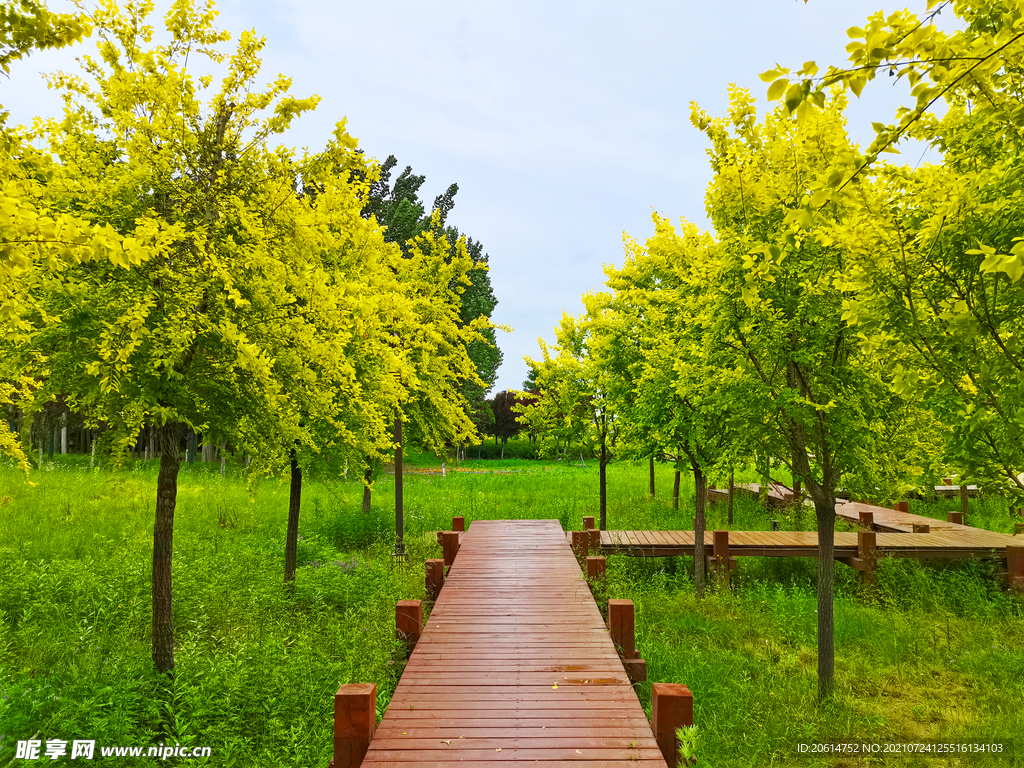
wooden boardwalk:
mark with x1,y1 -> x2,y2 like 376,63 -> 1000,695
365,519 -> 668,767
600,529 -> 1016,558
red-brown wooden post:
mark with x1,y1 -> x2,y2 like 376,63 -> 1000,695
425,559 -> 445,600
442,530 -> 460,567
859,510 -> 875,531
571,530 -> 586,561
587,527 -> 601,554
858,530 -> 877,587
712,530 -> 731,589
583,516 -> 595,531
913,523 -> 930,533
1007,545 -> 1024,594
435,530 -> 444,546
396,600 -> 422,649
947,511 -> 964,525
895,501 -> 910,513
332,683 -> 376,768
623,657 -> 647,683
607,599 -> 636,660
586,555 -> 606,585
452,516 -> 465,532
652,683 -> 693,767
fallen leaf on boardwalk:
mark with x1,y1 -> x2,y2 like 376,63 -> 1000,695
576,750 -> 583,754
441,740 -> 451,746
495,748 -> 502,752
551,684 -> 558,689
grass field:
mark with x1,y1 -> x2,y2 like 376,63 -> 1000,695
0,447 -> 1021,766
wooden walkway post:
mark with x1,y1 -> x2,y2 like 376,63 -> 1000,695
396,600 -> 422,650
571,530 -> 586,561
583,516 -> 595,530
948,511 -> 964,525
607,599 -> 636,660
452,516 -> 465,532
712,530 -> 735,589
895,501 -> 910,513
424,559 -> 445,600
859,510 -> 875,531
913,523 -> 930,533
441,531 -> 460,567
858,531 -> 877,587
586,555 -> 606,587
331,683 -> 376,768
652,683 -> 694,766
1008,545 -> 1024,594
587,527 -> 601,554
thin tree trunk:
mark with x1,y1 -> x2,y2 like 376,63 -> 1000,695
362,466 -> 372,514
960,479 -> 969,522
152,422 -> 181,674
284,449 -> 302,589
60,415 -> 67,455
814,497 -> 836,701
599,420 -> 608,531
395,417 -> 404,555
220,442 -> 226,477
649,454 -> 655,498
693,461 -> 707,599
727,469 -> 735,526
673,469 -> 680,510
90,437 -> 96,468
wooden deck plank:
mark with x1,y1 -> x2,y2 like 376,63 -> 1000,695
366,520 -> 667,767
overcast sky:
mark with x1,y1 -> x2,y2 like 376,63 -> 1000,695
3,0 -> 949,393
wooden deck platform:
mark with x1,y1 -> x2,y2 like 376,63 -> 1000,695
365,519 -> 669,767
709,483 -> 998,535
600,528 -> 1017,559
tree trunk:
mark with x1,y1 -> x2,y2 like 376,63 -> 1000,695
814,497 -> 836,701
649,454 -> 655,498
395,417 -> 404,555
500,440 -> 504,460
960,479 -> 969,522
673,469 -> 680,510
284,449 -> 302,589
599,419 -> 608,531
727,469 -> 735,526
362,465 -> 372,514
60,415 -> 67,455
692,461 -> 707,599
152,422 -> 181,674
188,431 -> 196,464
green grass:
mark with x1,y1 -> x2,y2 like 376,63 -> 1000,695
0,449 -> 1021,766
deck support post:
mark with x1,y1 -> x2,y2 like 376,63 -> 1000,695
859,510 -> 875,531
452,516 -> 465,532
586,555 -> 606,589
947,511 -> 964,525
607,599 -> 636,660
331,683 -> 376,768
425,559 -> 445,600
858,531 -> 877,587
652,683 -> 693,767
396,600 -> 422,650
583,516 -> 595,531
571,530 -> 586,561
913,523 -> 930,533
709,530 -> 736,589
896,501 -> 910,513
442,531 -> 460,567
1008,545 -> 1024,594
587,527 -> 601,554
